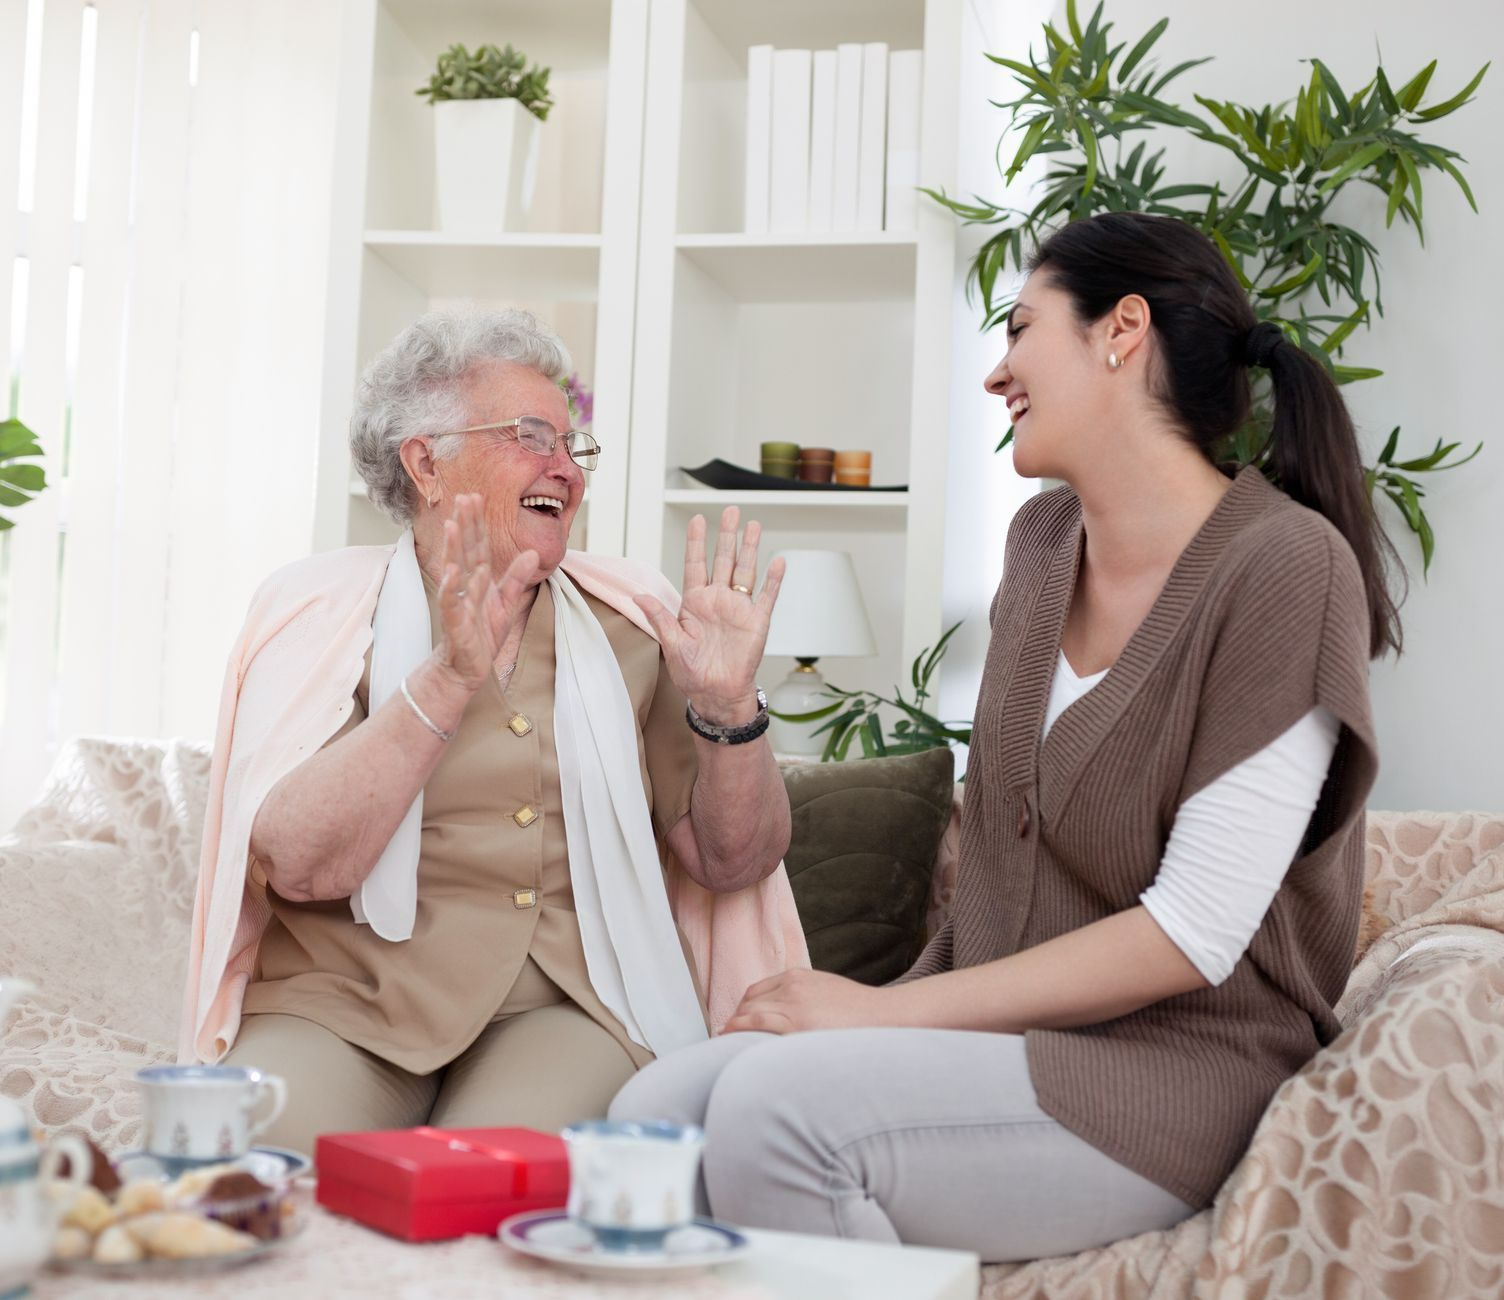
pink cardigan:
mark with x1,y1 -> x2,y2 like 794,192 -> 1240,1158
178,544 -> 810,1064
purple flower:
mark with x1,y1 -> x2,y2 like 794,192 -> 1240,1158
562,372 -> 594,428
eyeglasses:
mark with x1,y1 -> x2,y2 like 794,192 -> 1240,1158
444,416 -> 601,471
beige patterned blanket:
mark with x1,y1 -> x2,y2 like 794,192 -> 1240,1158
983,813 -> 1504,1299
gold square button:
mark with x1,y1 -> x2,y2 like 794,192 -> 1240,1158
512,888 -> 538,909
512,805 -> 538,828
507,714 -> 533,737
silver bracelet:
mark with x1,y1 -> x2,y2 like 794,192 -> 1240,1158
400,675 -> 456,742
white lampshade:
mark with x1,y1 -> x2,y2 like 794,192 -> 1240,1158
764,550 -> 877,659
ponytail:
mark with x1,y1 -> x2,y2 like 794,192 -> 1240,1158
1255,327 -> 1404,659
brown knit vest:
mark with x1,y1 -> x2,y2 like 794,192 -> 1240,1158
902,467 -> 1378,1207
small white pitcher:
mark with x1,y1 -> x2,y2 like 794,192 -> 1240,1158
0,977 -> 91,1299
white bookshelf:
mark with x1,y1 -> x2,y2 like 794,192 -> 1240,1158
314,0 -> 649,555
313,0 -> 968,705
627,0 -> 963,699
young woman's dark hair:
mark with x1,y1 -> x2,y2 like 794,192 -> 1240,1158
1028,211 -> 1403,659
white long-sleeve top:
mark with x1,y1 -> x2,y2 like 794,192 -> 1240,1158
1043,651 -> 1340,985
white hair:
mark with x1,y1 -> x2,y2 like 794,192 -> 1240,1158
349,306 -> 573,524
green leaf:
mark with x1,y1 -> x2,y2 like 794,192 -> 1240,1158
769,700 -> 843,724
1396,60 -> 1437,111
1211,230 -> 1253,289
1385,166 -> 1408,227
1333,363 -> 1385,382
1258,251 -> 1322,298
1434,154 -> 1479,212
1316,141 -> 1387,193
1319,299 -> 1370,353
1412,62 -> 1490,121
0,464 -> 45,491
1308,59 -> 1351,124
1078,121 -> 1101,197
1149,57 -> 1212,97
865,713 -> 887,757
1374,66 -> 1401,116
0,484 -> 31,507
1006,114 -> 1052,181
985,55 -> 1056,100
1066,0 -> 1084,44
1378,426 -> 1401,463
1117,18 -> 1168,86
1397,151 -> 1424,221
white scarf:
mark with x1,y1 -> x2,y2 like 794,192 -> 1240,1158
356,531 -> 709,1058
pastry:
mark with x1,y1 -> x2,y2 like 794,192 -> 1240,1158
51,1225 -> 92,1261
115,1178 -> 168,1217
127,1211 -> 256,1259
93,1223 -> 145,1264
59,1183 -> 115,1234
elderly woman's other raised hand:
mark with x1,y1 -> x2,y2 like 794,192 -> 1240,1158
434,493 -> 539,692
634,507 -> 785,724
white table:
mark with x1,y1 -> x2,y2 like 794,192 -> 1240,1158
34,1197 -> 980,1300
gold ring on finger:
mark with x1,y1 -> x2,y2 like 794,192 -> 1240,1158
731,584 -> 753,596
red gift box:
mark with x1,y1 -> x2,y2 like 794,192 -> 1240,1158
315,1126 -> 569,1241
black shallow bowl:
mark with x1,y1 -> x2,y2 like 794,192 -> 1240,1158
681,459 -> 907,492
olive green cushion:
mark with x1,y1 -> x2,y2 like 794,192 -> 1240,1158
781,748 -> 955,986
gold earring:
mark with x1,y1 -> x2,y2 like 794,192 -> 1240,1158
1108,352 -> 1122,369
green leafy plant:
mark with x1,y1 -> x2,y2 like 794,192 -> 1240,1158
924,0 -> 1487,572
415,43 -> 554,121
0,418 -> 47,530
775,623 -> 973,766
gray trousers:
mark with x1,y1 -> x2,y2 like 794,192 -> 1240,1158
609,1028 -> 1195,1264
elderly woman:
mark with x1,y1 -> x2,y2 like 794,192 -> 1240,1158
181,308 -> 807,1154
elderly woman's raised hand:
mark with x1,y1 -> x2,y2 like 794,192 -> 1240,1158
434,494 -> 539,693
635,507 -> 786,723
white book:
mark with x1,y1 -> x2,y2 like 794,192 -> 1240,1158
856,42 -> 888,231
831,43 -> 862,231
807,51 -> 837,233
884,50 -> 923,231
769,48 -> 812,233
744,44 -> 773,234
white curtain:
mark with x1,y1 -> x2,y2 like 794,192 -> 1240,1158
0,0 -> 345,829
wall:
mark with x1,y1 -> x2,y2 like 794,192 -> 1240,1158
941,0 -> 1503,808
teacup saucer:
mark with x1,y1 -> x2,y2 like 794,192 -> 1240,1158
115,1145 -> 312,1185
500,1210 -> 751,1278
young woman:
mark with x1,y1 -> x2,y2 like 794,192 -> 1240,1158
609,211 -> 1396,1262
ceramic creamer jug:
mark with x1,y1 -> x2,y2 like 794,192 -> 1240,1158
0,978 -> 90,1298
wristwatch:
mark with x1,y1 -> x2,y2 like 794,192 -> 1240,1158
685,688 -> 770,745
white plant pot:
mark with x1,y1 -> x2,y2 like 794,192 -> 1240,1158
432,98 -> 542,235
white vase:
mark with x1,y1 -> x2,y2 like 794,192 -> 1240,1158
768,661 -> 831,757
432,98 -> 542,235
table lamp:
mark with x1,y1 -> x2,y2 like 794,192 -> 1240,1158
763,549 -> 878,756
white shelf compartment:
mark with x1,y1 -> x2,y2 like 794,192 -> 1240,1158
676,233 -> 917,303
364,232 -> 603,301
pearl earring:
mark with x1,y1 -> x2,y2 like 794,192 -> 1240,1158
1108,352 -> 1122,369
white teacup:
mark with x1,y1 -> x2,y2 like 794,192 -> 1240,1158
135,1064 -> 286,1172
561,1120 -> 704,1252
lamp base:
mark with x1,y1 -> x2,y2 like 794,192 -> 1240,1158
767,660 -> 830,757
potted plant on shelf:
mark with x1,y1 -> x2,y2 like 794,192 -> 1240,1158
416,42 -> 554,235
924,0 -> 1487,573
0,419 -> 48,530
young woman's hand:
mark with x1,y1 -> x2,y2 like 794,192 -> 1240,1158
722,969 -> 897,1035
